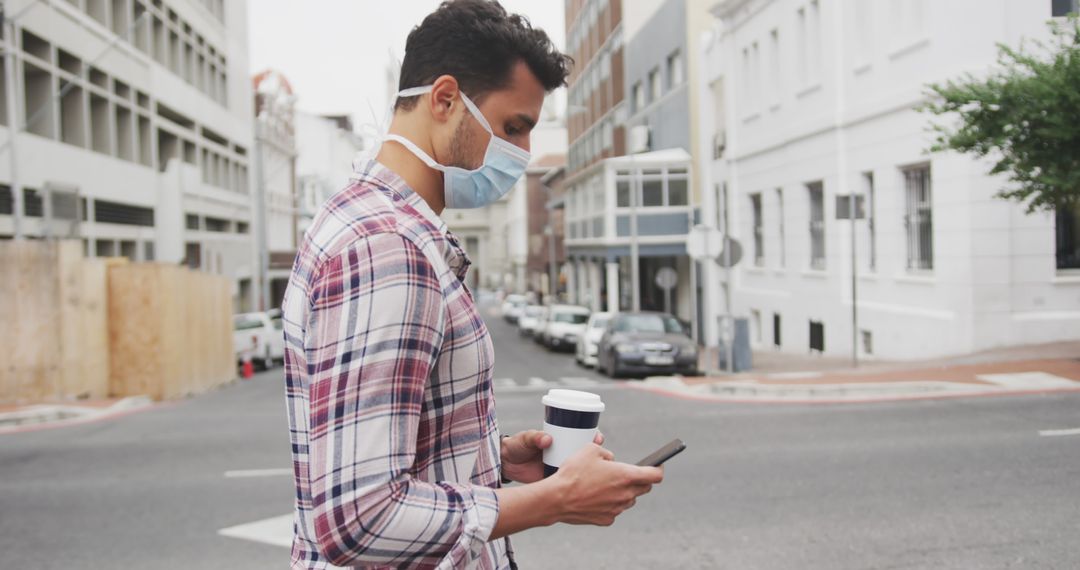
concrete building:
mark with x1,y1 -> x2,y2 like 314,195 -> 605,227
0,0 -> 257,311
524,154 -> 567,301
701,0 -> 1080,360
294,112 -> 366,241
253,69 -> 296,311
563,0 -> 713,334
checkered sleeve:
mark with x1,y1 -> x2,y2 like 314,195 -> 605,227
305,232 -> 500,569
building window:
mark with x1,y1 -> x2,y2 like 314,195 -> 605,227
903,166 -> 933,271
861,330 -> 874,356
668,178 -> 688,206
1056,202 -> 1080,270
649,67 -> 662,103
769,29 -> 781,106
863,172 -> 876,271
617,180 -> 632,207
666,50 -> 684,89
808,181 -> 825,270
1053,0 -> 1079,16
186,213 -> 200,230
892,0 -> 925,46
773,313 -> 782,347
633,81 -> 645,113
751,193 -> 764,266
776,188 -> 786,267
798,1 -> 822,87
642,179 -> 663,207
855,0 -> 874,64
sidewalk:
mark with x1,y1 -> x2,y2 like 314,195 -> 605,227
0,396 -> 155,435
646,341 -> 1080,404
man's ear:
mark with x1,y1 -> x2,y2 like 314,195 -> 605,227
428,75 -> 460,124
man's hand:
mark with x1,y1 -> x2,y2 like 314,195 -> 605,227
548,444 -> 664,527
500,429 -> 605,484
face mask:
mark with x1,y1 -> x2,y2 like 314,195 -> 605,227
383,85 -> 531,209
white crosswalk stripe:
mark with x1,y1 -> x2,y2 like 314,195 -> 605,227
492,376 -> 615,393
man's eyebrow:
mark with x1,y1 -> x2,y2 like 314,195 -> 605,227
515,113 -> 538,129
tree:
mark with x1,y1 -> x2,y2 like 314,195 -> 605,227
921,16 -> 1080,213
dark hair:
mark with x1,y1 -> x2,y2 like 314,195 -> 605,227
395,0 -> 572,111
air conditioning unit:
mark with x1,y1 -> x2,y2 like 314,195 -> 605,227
629,125 -> 650,154
713,132 -> 727,159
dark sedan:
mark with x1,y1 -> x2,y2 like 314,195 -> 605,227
596,312 -> 699,379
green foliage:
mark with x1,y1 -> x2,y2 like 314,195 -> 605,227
921,16 -> 1080,213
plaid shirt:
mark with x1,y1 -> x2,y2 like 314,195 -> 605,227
282,159 -> 513,569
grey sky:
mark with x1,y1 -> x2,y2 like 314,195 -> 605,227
247,1 -> 567,128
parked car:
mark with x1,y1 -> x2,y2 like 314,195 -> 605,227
233,311 -> 285,370
517,304 -> 547,337
540,305 -> 591,351
575,311 -> 613,367
501,294 -> 527,324
532,306 -> 552,345
596,312 -> 698,379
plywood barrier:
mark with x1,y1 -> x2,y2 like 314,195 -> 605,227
0,240 -> 234,406
108,263 -> 234,401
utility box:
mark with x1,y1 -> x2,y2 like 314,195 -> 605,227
717,317 -> 753,373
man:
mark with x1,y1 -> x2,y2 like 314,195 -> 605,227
282,1 -> 664,568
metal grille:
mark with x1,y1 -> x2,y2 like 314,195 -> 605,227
808,182 -> 825,269
903,166 -> 933,270
809,320 -> 825,352
95,199 -> 154,227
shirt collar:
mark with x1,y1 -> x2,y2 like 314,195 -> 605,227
351,157 -> 472,281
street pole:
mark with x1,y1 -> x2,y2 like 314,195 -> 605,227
724,231 -> 733,374
851,199 -> 858,368
629,154 -> 640,312
3,10 -> 24,240
547,222 -> 556,303
254,120 -> 270,312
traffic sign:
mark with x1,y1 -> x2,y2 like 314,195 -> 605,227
655,267 -> 678,290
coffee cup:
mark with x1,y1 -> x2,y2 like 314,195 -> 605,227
541,389 -> 605,477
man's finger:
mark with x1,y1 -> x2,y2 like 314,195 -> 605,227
627,465 -> 663,485
530,430 -> 552,449
593,431 -> 605,445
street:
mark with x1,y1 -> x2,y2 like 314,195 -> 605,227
1,305 -> 1079,569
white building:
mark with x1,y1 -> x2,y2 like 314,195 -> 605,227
294,111 -> 367,240
253,69 -> 297,310
0,0 -> 257,311
701,0 -> 1080,360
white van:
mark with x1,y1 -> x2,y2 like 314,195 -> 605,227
539,305 -> 591,351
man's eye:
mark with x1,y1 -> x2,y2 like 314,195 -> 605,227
505,125 -> 520,136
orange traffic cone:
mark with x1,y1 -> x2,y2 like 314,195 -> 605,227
242,356 -> 255,379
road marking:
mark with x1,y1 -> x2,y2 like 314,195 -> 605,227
976,372 -> 1078,389
493,378 -> 517,389
559,377 -> 599,387
224,468 -> 293,479
1039,427 -> 1080,437
527,377 -> 547,388
218,513 -> 293,548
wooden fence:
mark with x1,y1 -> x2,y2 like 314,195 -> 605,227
1,240 -> 234,406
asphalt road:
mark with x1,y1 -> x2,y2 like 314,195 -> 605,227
1,304 -> 1078,569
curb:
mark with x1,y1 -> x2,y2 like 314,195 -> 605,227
628,376 -> 1080,405
0,396 -> 157,436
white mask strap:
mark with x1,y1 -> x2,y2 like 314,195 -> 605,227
396,85 -> 494,135
383,134 -> 447,173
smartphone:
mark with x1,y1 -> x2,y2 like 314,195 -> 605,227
635,438 -> 686,467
